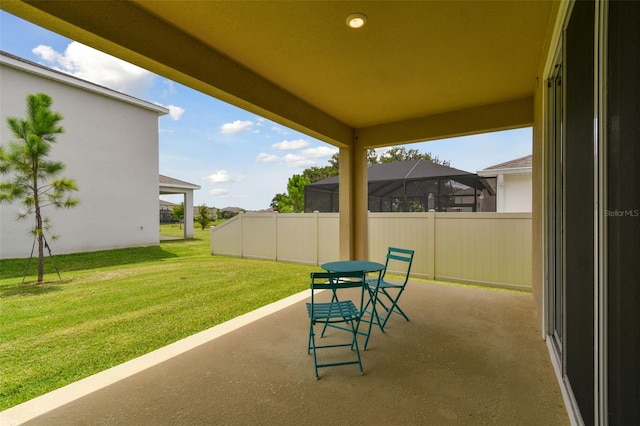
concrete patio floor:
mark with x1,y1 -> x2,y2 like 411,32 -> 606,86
2,282 -> 568,425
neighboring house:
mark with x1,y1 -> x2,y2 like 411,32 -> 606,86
305,159 -> 496,213
159,199 -> 178,223
478,155 -> 532,212
0,51 -> 168,259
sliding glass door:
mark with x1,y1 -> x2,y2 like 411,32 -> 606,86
547,53 -> 564,356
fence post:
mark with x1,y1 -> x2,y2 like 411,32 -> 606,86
239,212 -> 244,258
427,212 -> 436,279
313,211 -> 318,266
273,212 -> 278,261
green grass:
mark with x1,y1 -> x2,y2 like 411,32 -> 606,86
159,220 -> 225,239
0,225 -> 317,410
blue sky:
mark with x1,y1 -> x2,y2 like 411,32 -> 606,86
0,11 -> 531,211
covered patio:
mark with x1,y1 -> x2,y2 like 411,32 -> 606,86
3,1 -> 638,423
159,174 -> 201,240
2,282 -> 567,425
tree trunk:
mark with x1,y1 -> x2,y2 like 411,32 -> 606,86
36,206 -> 44,283
33,171 -> 44,284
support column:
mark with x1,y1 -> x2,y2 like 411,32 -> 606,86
184,191 -> 195,238
339,137 -> 369,260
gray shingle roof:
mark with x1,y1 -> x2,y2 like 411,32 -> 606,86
159,174 -> 200,189
484,155 -> 532,170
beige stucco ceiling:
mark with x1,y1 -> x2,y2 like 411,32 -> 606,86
1,1 -> 557,148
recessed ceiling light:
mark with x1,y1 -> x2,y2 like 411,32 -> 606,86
346,13 -> 367,29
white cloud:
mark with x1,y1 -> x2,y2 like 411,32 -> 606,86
154,103 -> 185,120
284,153 -> 315,168
220,120 -> 254,135
209,188 -> 229,196
257,153 -> 280,163
206,170 -> 232,183
272,139 -> 310,151
162,80 -> 177,97
271,126 -> 289,135
300,146 -> 338,158
32,44 -> 56,62
32,42 -> 155,97
167,105 -> 185,120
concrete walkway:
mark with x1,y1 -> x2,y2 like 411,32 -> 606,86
2,282 -> 568,425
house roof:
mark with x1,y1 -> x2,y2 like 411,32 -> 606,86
159,199 -> 176,207
307,159 -> 492,197
219,206 -> 245,213
159,174 -> 201,190
1,2 -> 557,148
478,155 -> 533,177
484,155 -> 533,171
0,50 -> 168,116
159,174 -> 201,199
308,159 -> 474,187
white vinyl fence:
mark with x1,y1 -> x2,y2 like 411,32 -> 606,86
211,212 -> 531,291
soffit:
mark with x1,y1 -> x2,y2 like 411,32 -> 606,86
132,1 -> 552,129
2,0 -> 556,145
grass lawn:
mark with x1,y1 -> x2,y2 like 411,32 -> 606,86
159,220 -> 225,239
0,225 -> 318,410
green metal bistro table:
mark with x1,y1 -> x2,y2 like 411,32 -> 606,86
321,260 -> 384,275
320,260 -> 386,350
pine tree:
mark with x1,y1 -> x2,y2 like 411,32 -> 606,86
0,93 -> 79,283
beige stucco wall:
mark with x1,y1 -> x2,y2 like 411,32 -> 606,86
0,58 -> 165,259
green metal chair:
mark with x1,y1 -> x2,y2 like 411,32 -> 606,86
319,268 -> 384,351
366,247 -> 415,328
306,270 -> 366,379
357,271 -> 386,350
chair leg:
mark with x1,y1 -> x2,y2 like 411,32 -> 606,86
391,300 -> 409,320
308,326 -> 319,379
309,320 -> 363,378
349,319 -> 364,375
366,287 -> 386,331
379,289 -> 409,328
361,288 -> 385,350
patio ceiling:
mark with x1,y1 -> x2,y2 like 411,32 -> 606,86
1,1 -> 557,148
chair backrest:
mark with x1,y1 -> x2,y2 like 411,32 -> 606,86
381,247 -> 414,285
310,270 -> 366,306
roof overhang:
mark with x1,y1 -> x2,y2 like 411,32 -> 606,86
159,175 -> 201,195
1,0 -> 559,149
478,167 -> 533,177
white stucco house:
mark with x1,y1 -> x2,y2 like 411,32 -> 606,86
0,51 -> 168,259
478,155 -> 532,213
